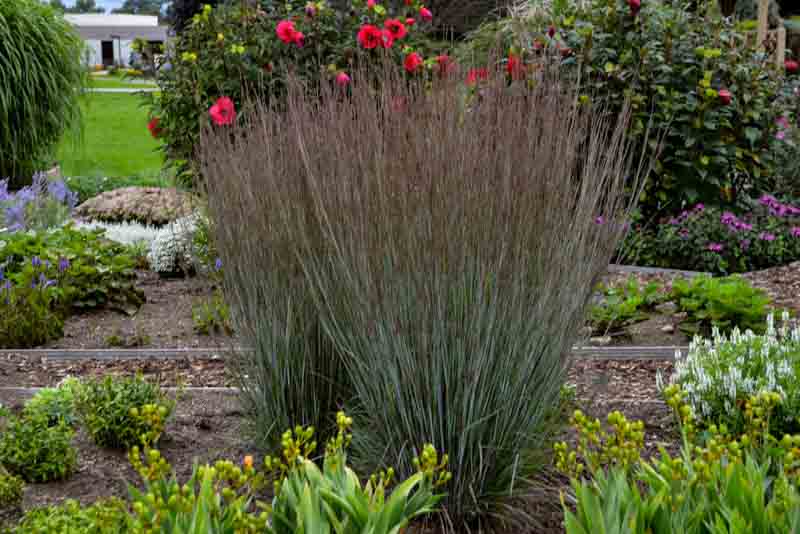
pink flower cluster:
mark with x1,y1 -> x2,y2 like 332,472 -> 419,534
759,194 -> 800,217
720,211 -> 753,232
707,243 -> 724,252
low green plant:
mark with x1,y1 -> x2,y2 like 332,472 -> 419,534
0,411 -> 76,483
192,290 -> 233,336
0,272 -> 64,349
670,274 -> 771,335
589,276 -> 668,334
0,466 -> 23,510
666,312 -> 800,436
11,498 -> 129,533
126,411 -> 449,534
74,375 -> 174,450
555,389 -> 800,534
0,224 -> 144,315
23,377 -> 81,427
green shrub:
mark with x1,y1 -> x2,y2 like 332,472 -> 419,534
670,274 -> 771,335
0,412 -> 76,483
147,0 -> 440,185
0,0 -> 85,187
555,390 -> 800,533
192,289 -> 232,336
0,467 -> 23,510
12,498 -> 129,534
462,0 -> 790,215
0,225 -> 144,315
0,268 -> 64,349
201,62 -> 644,525
74,375 -> 174,450
589,276 -> 668,334
666,312 -> 800,436
23,378 -> 81,428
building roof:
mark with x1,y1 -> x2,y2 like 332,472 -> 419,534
73,25 -> 168,41
64,14 -> 158,27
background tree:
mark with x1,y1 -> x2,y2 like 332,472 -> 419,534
165,0 -> 221,33
65,0 -> 104,13
48,0 -> 67,12
112,0 -> 164,18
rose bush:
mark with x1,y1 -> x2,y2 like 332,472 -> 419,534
146,1 -> 444,187
460,0 -> 793,216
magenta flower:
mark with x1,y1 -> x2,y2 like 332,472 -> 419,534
791,227 -> 800,237
759,232 -> 776,242
694,203 -> 705,211
595,216 -> 605,225
707,242 -> 724,252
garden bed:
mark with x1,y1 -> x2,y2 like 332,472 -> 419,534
27,262 -> 800,352
0,357 -> 678,533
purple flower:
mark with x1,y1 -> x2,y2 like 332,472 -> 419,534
0,180 -> 10,203
721,211 -> 737,225
735,221 -> 753,231
791,227 -> 800,237
58,257 -> 70,273
708,242 -> 724,252
214,258 -> 223,271
740,239 -> 751,250
759,232 -> 776,242
760,194 -> 778,207
776,130 -> 787,141
679,229 -> 690,239
4,202 -> 25,231
776,116 -> 790,129
31,256 -> 42,269
694,203 -> 705,211
595,216 -> 605,225
47,179 -> 78,210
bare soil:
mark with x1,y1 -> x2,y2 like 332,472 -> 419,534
8,262 -> 798,352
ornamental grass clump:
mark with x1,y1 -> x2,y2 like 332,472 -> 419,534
200,61 -> 648,528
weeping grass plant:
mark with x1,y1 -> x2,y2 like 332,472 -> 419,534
201,61 -> 650,529
0,0 -> 86,187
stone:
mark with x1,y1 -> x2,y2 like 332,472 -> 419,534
589,336 -> 612,346
661,324 -> 675,334
74,186 -> 193,227
655,301 -> 678,314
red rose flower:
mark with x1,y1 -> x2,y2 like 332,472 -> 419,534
786,59 -> 799,74
384,18 -> 407,40
336,72 -> 351,86
419,7 -> 432,21
436,54 -> 454,76
405,0 -> 412,5
405,17 -> 415,26
367,0 -> 376,8
507,54 -> 524,79
381,29 -> 394,48
628,0 -> 640,15
466,67 -> 488,85
209,97 -> 236,126
147,117 -> 161,138
293,30 -> 305,47
718,89 -> 732,105
276,20 -> 297,44
547,25 -> 556,38
404,52 -> 423,73
357,24 -> 383,49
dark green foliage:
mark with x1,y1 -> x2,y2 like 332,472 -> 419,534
671,275 -> 772,335
0,271 -> 64,349
0,412 -> 76,483
23,380 -> 80,428
165,0 -> 221,33
0,225 -> 145,315
461,0 -> 791,216
0,0 -> 86,187
73,375 -> 174,450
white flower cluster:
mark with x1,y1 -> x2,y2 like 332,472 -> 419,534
666,311 -> 800,423
75,220 -> 160,247
146,214 -> 200,275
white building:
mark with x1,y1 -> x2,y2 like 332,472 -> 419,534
65,14 -> 168,68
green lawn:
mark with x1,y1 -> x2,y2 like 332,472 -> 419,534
57,92 -> 164,181
89,76 -> 158,90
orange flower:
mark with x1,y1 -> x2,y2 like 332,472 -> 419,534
243,455 -> 254,469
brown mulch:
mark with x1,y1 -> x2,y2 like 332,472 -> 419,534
743,261 -> 800,316
0,354 -> 230,388
42,270 -> 236,350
